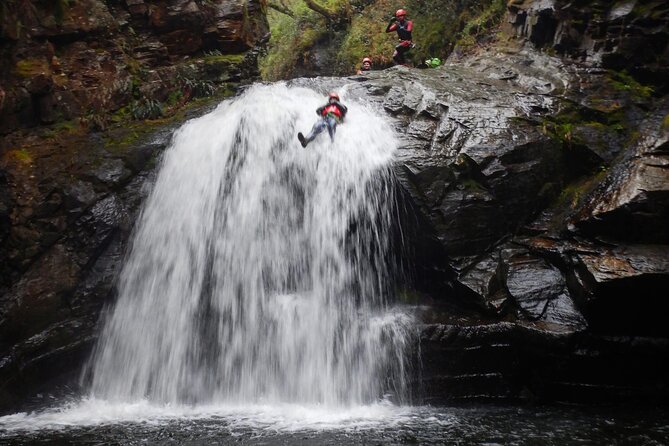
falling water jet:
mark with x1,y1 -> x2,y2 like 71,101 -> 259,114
83,83 -> 414,408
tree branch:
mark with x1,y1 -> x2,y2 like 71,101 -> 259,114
303,0 -> 336,21
268,0 -> 294,17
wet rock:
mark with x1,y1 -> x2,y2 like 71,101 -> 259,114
63,181 -> 97,213
574,100 -> 669,243
0,244 -> 80,352
508,0 -> 669,90
570,244 -> 669,338
368,51 -> 568,258
575,245 -> 669,288
0,0 -> 268,135
419,322 -> 669,403
457,252 -> 507,311
88,159 -> 132,187
504,252 -> 586,331
383,86 -> 405,114
24,74 -> 53,96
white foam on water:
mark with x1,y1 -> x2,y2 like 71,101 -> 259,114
0,399 -> 443,433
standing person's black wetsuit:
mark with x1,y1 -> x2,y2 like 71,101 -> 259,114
297,92 -> 348,148
385,9 -> 413,65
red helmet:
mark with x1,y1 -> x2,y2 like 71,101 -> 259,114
362,57 -> 371,64
328,92 -> 340,101
395,9 -> 407,18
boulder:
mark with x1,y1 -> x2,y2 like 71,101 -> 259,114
574,99 -> 669,243
503,251 -> 586,331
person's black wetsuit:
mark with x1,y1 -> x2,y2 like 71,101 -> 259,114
385,18 -> 413,65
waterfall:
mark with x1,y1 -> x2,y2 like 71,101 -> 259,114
85,83 -> 413,407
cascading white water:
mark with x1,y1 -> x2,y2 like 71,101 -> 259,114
85,83 -> 414,407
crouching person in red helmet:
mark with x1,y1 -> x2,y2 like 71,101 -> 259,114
357,57 -> 372,75
298,92 -> 348,148
386,9 -> 413,65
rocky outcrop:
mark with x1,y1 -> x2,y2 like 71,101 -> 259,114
340,18 -> 668,401
419,322 -> 669,403
0,0 -> 268,412
0,120 -> 177,411
0,0 -> 269,134
507,0 -> 669,90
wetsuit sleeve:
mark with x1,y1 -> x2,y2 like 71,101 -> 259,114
316,105 -> 325,115
338,103 -> 348,117
386,22 -> 397,33
406,20 -> 413,31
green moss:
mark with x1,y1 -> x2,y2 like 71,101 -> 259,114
662,114 -> 669,130
454,0 -> 507,52
110,105 -> 131,123
44,120 -> 80,138
11,148 -> 33,164
261,10 -> 323,81
555,169 -> 608,209
608,70 -> 654,100
104,86 -> 237,153
166,90 -> 184,107
15,58 -> 50,77
203,54 -> 246,65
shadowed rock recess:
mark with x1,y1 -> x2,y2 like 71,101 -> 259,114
1,0 -> 668,411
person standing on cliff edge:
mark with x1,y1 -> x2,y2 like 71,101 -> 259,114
385,9 -> 414,66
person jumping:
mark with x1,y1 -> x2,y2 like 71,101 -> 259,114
385,9 -> 413,66
297,92 -> 348,148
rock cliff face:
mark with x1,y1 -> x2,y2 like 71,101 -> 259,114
0,0 -> 268,412
0,0 -> 269,134
339,0 -> 669,402
1,0 -> 668,412
507,0 -> 669,90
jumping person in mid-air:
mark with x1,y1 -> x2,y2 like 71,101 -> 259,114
297,92 -> 348,148
385,9 -> 413,65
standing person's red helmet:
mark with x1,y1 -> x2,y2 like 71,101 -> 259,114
395,9 -> 407,18
328,92 -> 340,101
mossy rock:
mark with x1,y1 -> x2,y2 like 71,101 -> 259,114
15,58 -> 51,78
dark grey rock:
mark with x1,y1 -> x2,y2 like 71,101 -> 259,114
89,159 -> 132,187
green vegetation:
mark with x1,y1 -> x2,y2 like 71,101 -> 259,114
203,54 -> 246,65
260,0 -> 330,80
10,148 -> 33,164
454,0 -> 506,51
261,0 -> 501,79
130,98 -> 164,120
103,88 -> 238,153
608,70 -> 654,100
15,58 -> 50,77
662,113 -> 669,130
554,169 -> 608,210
